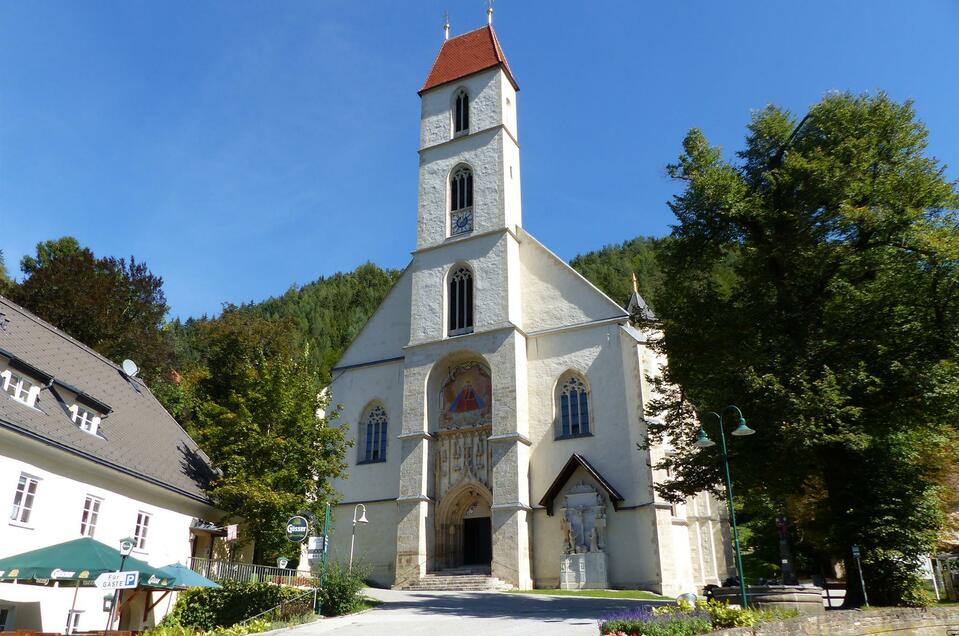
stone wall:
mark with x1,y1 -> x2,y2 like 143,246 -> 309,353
712,607 -> 959,636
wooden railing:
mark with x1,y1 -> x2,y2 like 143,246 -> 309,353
187,557 -> 312,587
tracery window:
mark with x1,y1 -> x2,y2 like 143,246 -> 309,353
557,375 -> 591,438
448,266 -> 474,336
450,166 -> 474,236
453,89 -> 470,136
361,405 -> 388,463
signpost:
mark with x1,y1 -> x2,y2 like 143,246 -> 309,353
852,544 -> 869,606
95,571 -> 140,590
104,537 -> 136,634
286,516 -> 310,543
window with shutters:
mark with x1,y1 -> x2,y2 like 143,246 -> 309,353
1,369 -> 40,408
71,405 -> 101,436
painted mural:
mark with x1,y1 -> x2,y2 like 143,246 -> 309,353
440,362 -> 492,429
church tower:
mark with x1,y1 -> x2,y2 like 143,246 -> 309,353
393,21 -> 533,589
416,24 -> 521,248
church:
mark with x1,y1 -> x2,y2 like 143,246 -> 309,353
326,18 -> 731,595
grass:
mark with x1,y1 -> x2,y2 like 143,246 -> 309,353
508,588 -> 668,601
352,596 -> 383,612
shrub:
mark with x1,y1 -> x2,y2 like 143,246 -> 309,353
162,580 -> 307,630
146,618 -> 272,636
316,562 -> 367,616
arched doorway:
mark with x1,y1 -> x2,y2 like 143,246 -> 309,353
435,481 -> 492,570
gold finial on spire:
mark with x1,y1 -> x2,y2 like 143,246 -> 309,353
487,0 -> 493,25
443,11 -> 450,40
632,272 -> 639,295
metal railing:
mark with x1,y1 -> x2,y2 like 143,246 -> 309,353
187,556 -> 313,587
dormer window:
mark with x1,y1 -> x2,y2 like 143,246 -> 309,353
70,405 -> 101,436
1,370 -> 40,409
453,89 -> 469,136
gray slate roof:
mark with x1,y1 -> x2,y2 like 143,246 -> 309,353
0,295 -> 214,503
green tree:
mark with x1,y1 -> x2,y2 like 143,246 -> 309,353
570,236 -> 664,310
181,308 -> 350,562
646,92 -> 959,606
9,238 -> 172,381
0,249 -> 11,291
20,236 -> 82,275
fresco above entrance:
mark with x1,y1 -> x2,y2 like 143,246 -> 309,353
440,362 -> 492,430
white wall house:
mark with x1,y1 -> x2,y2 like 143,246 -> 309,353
325,23 -> 733,594
0,296 -> 225,632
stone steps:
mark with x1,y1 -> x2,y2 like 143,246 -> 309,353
396,572 -> 513,591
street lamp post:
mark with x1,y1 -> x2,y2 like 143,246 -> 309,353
695,405 -> 755,608
348,504 -> 369,573
104,536 -> 136,633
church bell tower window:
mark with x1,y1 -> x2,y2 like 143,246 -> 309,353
450,166 -> 474,236
448,266 -> 474,336
453,89 -> 470,136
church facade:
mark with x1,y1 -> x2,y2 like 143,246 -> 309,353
326,23 -> 731,594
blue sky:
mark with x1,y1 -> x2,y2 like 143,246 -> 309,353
1,1 -> 956,319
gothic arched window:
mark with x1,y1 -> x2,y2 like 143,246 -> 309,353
453,89 -> 470,136
360,404 -> 388,463
556,374 -> 591,438
450,165 -> 474,236
448,265 -> 474,336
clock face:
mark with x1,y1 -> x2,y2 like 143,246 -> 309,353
452,209 -> 473,235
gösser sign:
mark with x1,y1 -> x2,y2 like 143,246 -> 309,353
95,571 -> 139,590
286,516 -> 310,543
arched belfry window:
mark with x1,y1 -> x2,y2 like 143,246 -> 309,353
556,374 -> 591,438
450,166 -> 474,236
360,404 -> 388,463
453,89 -> 469,136
448,266 -> 474,336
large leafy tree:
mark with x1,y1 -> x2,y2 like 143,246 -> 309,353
8,237 -> 173,381
175,308 -> 350,562
646,92 -> 959,606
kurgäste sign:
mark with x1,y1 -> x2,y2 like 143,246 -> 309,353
286,516 -> 309,542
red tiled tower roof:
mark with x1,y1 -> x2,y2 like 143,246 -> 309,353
419,25 -> 519,95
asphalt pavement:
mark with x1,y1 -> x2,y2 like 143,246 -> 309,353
285,587 -> 667,636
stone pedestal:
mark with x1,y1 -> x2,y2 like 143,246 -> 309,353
712,585 -> 825,615
560,552 -> 609,590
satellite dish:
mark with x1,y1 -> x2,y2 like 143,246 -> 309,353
122,359 -> 139,378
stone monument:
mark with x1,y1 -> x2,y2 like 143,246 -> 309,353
559,481 -> 609,589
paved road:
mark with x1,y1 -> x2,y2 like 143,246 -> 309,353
287,587 -> 666,636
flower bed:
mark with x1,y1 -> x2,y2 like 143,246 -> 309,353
599,600 -> 798,636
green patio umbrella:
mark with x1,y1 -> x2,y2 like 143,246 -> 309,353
161,563 -> 220,589
0,537 -> 176,589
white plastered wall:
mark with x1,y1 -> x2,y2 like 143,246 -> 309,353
0,429 -> 216,632
418,68 -> 520,249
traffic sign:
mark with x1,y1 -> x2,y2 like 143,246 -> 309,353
851,544 -> 861,558
286,516 -> 309,543
95,571 -> 140,590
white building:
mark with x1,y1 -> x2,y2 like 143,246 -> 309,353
0,296 -> 229,632
326,23 -> 731,594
